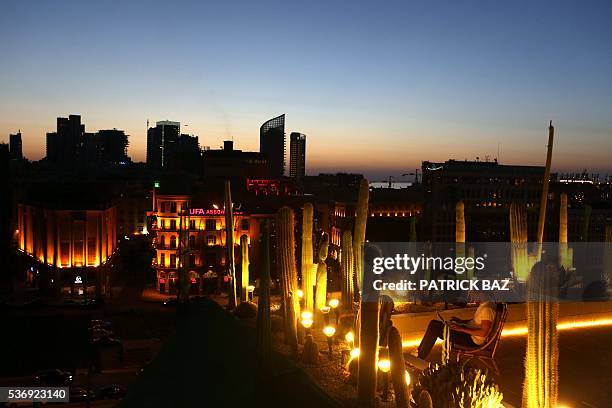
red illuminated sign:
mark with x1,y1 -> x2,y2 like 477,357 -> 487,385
188,209 -> 243,216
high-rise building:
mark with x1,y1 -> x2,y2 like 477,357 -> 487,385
259,114 -> 285,178
147,121 -> 180,168
289,132 -> 306,181
9,132 -> 23,160
46,114 -> 85,164
95,129 -> 130,165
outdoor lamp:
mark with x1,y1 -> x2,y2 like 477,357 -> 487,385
323,325 -> 336,357
301,310 -> 313,321
345,331 -> 354,344
350,348 -> 360,359
301,318 -> 313,329
320,306 -> 331,325
378,358 -> 392,401
247,285 -> 255,301
297,289 -> 304,299
328,298 -> 339,308
377,358 -> 391,373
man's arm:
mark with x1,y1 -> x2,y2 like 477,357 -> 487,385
450,316 -> 470,324
450,320 -> 492,337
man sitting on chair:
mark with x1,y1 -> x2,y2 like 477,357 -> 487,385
417,294 -> 496,359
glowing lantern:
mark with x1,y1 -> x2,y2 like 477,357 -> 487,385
377,359 -> 391,373
323,326 -> 336,337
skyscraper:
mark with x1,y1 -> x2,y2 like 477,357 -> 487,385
259,114 -> 285,178
289,132 -> 306,181
9,131 -> 23,160
46,114 -> 85,164
146,121 -> 180,168
95,129 -> 130,164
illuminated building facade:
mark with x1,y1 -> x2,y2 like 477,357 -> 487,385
260,114 -> 285,178
16,202 -> 117,297
149,194 -> 265,294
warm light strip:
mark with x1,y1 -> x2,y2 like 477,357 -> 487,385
402,317 -> 612,348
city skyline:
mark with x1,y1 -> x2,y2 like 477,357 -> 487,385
2,0 -> 612,178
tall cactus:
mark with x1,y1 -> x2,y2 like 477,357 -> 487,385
276,206 -> 300,358
409,215 -> 417,242
356,244 -> 382,407
604,225 -> 612,285
388,326 -> 409,408
353,178 -> 370,298
536,121 -> 555,246
301,203 -> 315,312
240,234 -> 249,302
510,202 -> 530,281
456,201 -> 466,279
340,230 -> 354,311
256,220 -> 271,369
455,201 -> 466,243
559,193 -> 568,244
224,180 -> 237,309
559,193 -> 573,271
357,268 -> 379,408
581,205 -> 592,242
523,262 -> 560,408
314,232 -> 329,326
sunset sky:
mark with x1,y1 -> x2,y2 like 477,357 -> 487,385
1,0 -> 611,179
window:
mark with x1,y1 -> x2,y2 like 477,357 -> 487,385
160,219 -> 166,229
87,238 -> 97,265
207,235 -> 216,246
170,219 -> 176,230
170,236 -> 177,248
189,235 -> 196,248
159,235 -> 166,248
189,219 -> 196,230
189,254 -> 196,266
160,253 -> 166,267
160,202 -> 166,213
241,219 -> 249,231
170,254 -> 177,268
170,202 -> 177,213
206,219 -> 216,230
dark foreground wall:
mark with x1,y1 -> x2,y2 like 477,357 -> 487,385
119,298 -> 341,408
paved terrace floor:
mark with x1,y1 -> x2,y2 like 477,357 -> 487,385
420,325 -> 612,407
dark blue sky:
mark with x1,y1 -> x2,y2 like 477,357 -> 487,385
1,0 -> 611,178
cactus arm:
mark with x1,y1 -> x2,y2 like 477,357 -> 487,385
276,206 -> 300,358
240,234 -> 249,302
256,220 -> 272,369
388,326 -> 409,408
224,180 -> 237,309
353,179 -> 370,298
301,203 -> 316,311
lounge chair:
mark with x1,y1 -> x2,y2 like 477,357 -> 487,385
451,302 -> 508,376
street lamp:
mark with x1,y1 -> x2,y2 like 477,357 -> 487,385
320,306 -> 331,325
247,285 -> 255,301
323,325 -> 336,358
328,298 -> 340,324
378,358 -> 392,401
301,318 -> 313,329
